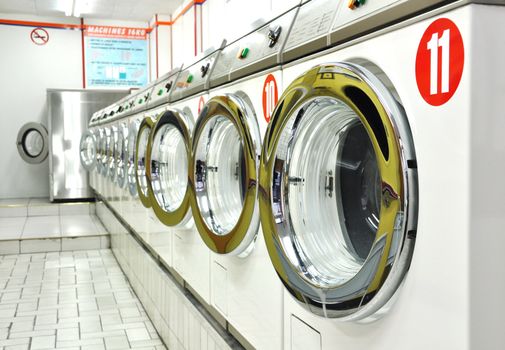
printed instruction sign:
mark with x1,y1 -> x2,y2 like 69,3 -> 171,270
84,25 -> 149,88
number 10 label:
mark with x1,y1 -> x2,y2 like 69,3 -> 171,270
416,18 -> 464,106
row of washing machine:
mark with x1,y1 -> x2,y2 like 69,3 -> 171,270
80,0 -> 505,349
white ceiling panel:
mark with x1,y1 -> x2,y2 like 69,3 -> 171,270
0,0 -> 184,21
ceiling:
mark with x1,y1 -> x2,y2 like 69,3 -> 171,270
0,0 -> 184,21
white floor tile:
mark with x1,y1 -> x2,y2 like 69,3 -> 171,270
22,216 -> 61,239
61,215 -> 100,237
0,206 -> 27,218
31,334 -> 55,349
62,237 -> 102,251
59,203 -> 91,216
0,240 -> 20,255
0,217 -> 26,240
20,239 -> 61,254
28,204 -> 59,217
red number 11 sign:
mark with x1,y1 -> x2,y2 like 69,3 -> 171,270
415,18 -> 465,106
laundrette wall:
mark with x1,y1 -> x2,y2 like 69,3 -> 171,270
0,0 -> 298,199
170,0 -> 301,68
0,14 -> 162,199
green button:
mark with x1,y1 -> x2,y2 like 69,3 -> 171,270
158,89 -> 163,96
240,47 -> 249,59
186,74 -> 194,83
358,0 -> 366,5
138,99 -> 143,104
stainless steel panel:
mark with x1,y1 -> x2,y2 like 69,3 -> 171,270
47,89 -> 128,201
281,0 -> 338,63
147,67 -> 182,110
170,43 -> 226,103
228,8 -> 298,81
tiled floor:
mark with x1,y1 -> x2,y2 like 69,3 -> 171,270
0,250 -> 166,350
0,199 -> 109,255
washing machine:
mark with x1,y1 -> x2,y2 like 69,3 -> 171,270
112,97 -> 131,219
115,84 -> 155,236
187,9 -> 298,349
259,1 -> 505,349
163,44 -> 224,303
96,106 -> 115,198
80,111 -> 100,192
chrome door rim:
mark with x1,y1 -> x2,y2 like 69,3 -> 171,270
146,109 -> 193,226
16,122 -> 49,164
259,62 -> 418,321
127,119 -> 140,197
79,129 -> 97,171
116,122 -> 128,189
135,117 -> 155,208
108,125 -> 118,182
189,94 -> 261,256
100,127 -> 111,177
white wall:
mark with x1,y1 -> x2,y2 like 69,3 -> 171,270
174,0 -> 301,64
172,2 -> 196,68
149,14 -> 173,80
0,14 -> 162,199
0,14 -> 82,199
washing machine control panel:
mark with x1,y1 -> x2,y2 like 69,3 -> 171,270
229,7 -> 297,80
282,0 -> 339,62
130,86 -> 154,114
146,68 -> 181,109
210,44 -> 237,88
330,0 -> 445,45
170,48 -> 222,102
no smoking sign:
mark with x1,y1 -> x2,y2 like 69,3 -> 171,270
415,18 -> 464,106
31,27 -> 49,46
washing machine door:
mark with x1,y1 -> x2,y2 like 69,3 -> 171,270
259,62 -> 418,321
79,129 -> 97,171
147,109 -> 193,226
135,117 -> 156,208
100,127 -> 111,177
16,122 -> 49,164
127,119 -> 140,197
115,122 -> 128,189
190,94 -> 262,256
108,125 -> 118,182
95,128 -> 104,174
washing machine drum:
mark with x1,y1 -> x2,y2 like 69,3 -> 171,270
147,109 -> 193,226
259,62 -> 418,321
190,94 -> 262,256
135,117 -> 155,208
115,122 -> 128,189
79,129 -> 97,171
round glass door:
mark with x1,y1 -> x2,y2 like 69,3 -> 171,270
127,119 -> 140,197
100,127 -> 111,177
16,122 -> 49,164
80,129 -> 97,171
108,126 -> 118,182
135,117 -> 155,208
116,122 -> 128,189
147,109 -> 193,226
190,94 -> 261,256
259,62 -> 418,321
